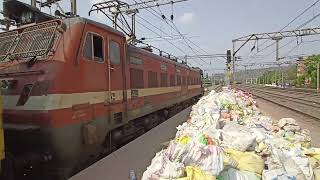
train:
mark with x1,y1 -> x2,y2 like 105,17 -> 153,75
0,4 -> 203,180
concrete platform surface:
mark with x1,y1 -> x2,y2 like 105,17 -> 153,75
69,107 -> 191,180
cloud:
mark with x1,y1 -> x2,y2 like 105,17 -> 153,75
178,12 -> 195,24
90,0 -> 102,4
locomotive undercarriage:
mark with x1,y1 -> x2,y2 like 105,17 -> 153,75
0,127 -> 55,180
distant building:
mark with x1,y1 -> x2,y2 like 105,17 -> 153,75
297,57 -> 306,77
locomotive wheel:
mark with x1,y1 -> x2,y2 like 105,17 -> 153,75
102,132 -> 117,155
144,114 -> 159,130
168,106 -> 177,118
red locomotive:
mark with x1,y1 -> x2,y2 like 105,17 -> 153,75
0,2 -> 203,180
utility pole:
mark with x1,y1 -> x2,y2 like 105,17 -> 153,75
232,42 -> 236,84
226,50 -> 232,85
31,0 -> 36,7
273,37 -> 282,87
282,71 -> 284,88
243,65 -> 248,84
278,69 -> 280,86
212,73 -> 215,86
71,0 -> 77,15
317,62 -> 320,91
273,37 -> 282,61
184,55 -> 188,65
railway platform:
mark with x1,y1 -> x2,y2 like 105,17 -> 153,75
69,107 -> 192,180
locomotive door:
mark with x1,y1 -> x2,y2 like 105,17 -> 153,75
107,34 -> 125,124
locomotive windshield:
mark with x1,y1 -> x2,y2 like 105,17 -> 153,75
0,21 -> 59,62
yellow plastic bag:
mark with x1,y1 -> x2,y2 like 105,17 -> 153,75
225,149 -> 264,175
163,166 -> 216,180
176,136 -> 190,145
255,142 -> 267,153
308,157 -> 320,180
184,166 -> 216,180
304,148 -> 320,160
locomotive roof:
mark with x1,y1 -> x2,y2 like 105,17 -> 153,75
63,17 -> 126,37
128,45 -> 201,72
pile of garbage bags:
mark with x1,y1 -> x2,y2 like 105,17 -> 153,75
142,87 -> 320,180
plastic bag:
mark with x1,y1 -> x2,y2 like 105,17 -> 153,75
176,136 -> 190,145
142,149 -> 186,180
182,146 -> 224,176
250,128 -> 267,143
220,168 -> 260,180
215,92 -> 237,109
314,170 -> 320,180
283,158 -> 307,180
142,150 -> 166,180
308,157 -> 320,180
226,149 -> 264,174
203,113 -> 220,129
182,166 -> 216,180
221,123 -> 256,151
292,156 -> 314,180
160,160 -> 185,179
251,116 -> 273,131
262,169 -> 296,180
199,135 -> 215,145
278,118 -> 298,128
167,141 -> 190,162
304,148 -> 320,160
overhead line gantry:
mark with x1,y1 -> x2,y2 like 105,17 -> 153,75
231,27 -> 320,84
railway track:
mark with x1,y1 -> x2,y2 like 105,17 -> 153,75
236,84 -> 320,121
213,85 -> 223,92
205,85 -> 222,93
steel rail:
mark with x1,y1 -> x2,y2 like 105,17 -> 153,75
236,85 -> 320,121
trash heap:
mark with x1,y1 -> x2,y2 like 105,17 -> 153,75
142,87 -> 320,180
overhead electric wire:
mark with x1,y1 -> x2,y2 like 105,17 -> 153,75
135,15 -> 205,67
279,37 -> 320,59
148,6 -> 211,64
154,4 -> 224,63
170,21 -> 225,62
255,0 -> 320,48
244,0 -> 320,62
135,20 -> 187,56
133,0 -> 215,66
131,0 -> 208,67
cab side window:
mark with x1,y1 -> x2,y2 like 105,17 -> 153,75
109,40 -> 120,64
83,32 -> 104,62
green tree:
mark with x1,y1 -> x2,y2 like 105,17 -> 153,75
287,65 -> 297,81
294,75 -> 305,87
305,55 -> 320,89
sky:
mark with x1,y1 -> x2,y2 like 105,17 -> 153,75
1,0 -> 320,74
